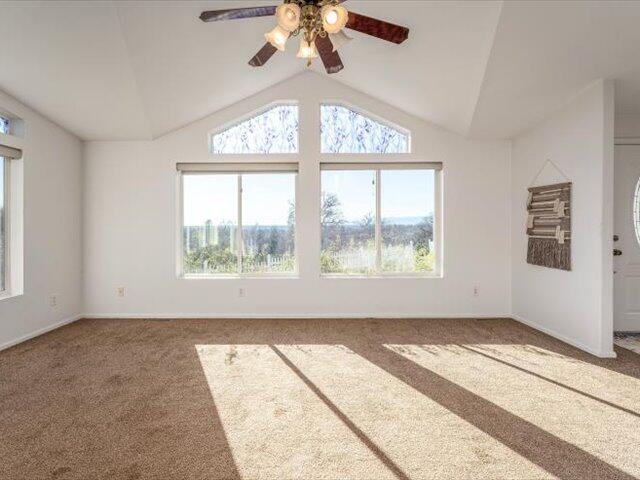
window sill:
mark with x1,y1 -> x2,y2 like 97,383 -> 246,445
0,290 -> 22,302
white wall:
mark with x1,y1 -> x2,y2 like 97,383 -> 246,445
0,89 -> 83,349
83,72 -> 511,318
615,114 -> 640,139
511,80 -> 615,357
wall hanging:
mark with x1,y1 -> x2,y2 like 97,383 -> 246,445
526,182 -> 572,270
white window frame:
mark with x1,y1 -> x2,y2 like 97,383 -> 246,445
177,163 -> 299,278
320,162 -> 442,278
0,142 -> 23,300
0,157 -> 10,296
634,177 -> 640,248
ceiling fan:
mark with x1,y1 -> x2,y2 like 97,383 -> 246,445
199,0 -> 409,74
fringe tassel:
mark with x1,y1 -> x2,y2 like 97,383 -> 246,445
527,237 -> 571,271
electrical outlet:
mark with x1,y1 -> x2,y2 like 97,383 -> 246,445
238,288 -> 246,298
117,287 -> 125,298
473,286 -> 479,297
49,294 -> 58,307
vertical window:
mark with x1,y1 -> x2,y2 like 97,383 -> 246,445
0,141 -> 21,297
241,174 -> 296,273
0,157 -> 6,292
180,164 -> 297,276
183,173 -> 239,274
381,169 -> 435,273
321,163 -> 440,276
634,177 -> 640,247
321,170 -> 376,274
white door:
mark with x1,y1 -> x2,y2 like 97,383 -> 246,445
614,145 -> 640,331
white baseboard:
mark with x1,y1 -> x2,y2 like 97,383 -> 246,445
82,312 -> 511,320
512,314 -> 617,358
0,314 -> 83,352
3,313 -> 616,359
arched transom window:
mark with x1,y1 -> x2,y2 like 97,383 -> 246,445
321,104 -> 410,154
212,104 -> 298,154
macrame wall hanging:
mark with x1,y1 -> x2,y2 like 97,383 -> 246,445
526,162 -> 572,270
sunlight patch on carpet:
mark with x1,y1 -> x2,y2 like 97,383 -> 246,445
460,343 -> 640,412
386,344 -> 640,478
196,344 -> 397,480
197,344 -> 553,480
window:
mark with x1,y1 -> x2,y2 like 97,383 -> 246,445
0,157 -> 6,292
635,177 -> 640,247
0,117 -> 9,135
0,140 -> 22,298
179,163 -> 297,276
321,163 -> 440,275
321,104 -> 410,154
212,104 -> 298,154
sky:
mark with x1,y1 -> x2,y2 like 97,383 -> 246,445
183,173 -> 294,226
183,170 -> 435,227
322,169 -> 435,222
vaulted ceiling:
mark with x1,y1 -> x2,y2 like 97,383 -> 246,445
1,0 -> 639,141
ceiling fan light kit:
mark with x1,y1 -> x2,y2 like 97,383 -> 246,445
297,38 -> 319,62
265,25 -> 290,51
276,3 -> 301,32
200,0 -> 409,73
321,4 -> 349,34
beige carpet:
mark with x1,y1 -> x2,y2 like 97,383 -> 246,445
1,318 -> 639,480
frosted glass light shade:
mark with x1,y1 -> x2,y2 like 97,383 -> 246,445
265,25 -> 289,51
321,5 -> 348,34
276,3 -> 301,32
296,39 -> 318,59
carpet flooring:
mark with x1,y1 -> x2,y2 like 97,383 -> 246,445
615,332 -> 640,355
1,318 -> 639,480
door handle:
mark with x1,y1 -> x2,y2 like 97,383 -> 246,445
613,249 -> 622,256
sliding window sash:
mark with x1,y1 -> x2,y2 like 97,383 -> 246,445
320,162 -> 441,276
178,162 -> 298,277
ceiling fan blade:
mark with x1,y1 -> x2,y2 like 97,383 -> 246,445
346,12 -> 409,44
315,35 -> 344,74
200,6 -> 277,22
248,43 -> 278,67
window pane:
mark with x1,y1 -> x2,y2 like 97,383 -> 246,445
183,174 -> 238,274
212,105 -> 298,154
635,177 -> 640,247
381,170 -> 435,273
321,170 -> 376,274
0,157 -> 5,291
0,117 -> 9,135
321,105 -> 409,154
241,174 -> 296,273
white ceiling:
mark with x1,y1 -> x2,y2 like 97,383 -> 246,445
1,0 -> 640,141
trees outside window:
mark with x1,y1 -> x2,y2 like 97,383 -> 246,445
321,166 -> 436,275
182,171 -> 296,276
